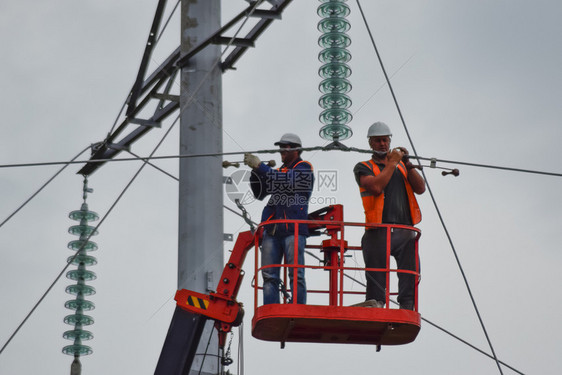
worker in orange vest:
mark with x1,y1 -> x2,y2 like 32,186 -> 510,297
353,122 -> 425,310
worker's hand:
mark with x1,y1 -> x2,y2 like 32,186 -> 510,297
395,146 -> 414,169
387,148 -> 404,166
244,153 -> 261,169
396,147 -> 410,161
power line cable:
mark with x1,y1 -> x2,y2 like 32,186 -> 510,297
354,1 -> 504,373
2,147 -> 561,178
0,146 -> 90,230
0,117 -> 178,356
0,1 -> 268,354
357,273 -> 524,374
125,150 -> 257,226
107,0 -> 180,137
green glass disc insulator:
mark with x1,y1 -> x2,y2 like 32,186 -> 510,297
319,93 -> 352,110
318,32 -> 351,48
319,62 -> 351,79
319,124 -> 352,141
69,210 -> 99,222
67,254 -> 98,266
63,329 -> 93,341
317,17 -> 350,33
64,313 -> 95,326
65,299 -> 95,311
318,47 -> 351,64
67,239 -> 98,252
66,284 -> 96,296
68,224 -> 98,237
319,108 -> 353,125
317,0 -> 353,141
66,269 -> 97,282
62,344 -> 93,356
319,77 -> 352,94
317,1 -> 350,18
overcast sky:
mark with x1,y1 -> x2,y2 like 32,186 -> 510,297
1,1 -> 561,374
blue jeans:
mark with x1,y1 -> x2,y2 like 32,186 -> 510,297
261,233 -> 307,305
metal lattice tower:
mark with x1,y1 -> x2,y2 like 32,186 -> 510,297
62,177 -> 99,374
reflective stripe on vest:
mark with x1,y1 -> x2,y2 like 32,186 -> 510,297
359,159 -> 421,225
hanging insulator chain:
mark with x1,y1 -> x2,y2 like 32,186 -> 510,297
63,177 -> 100,369
317,0 -> 353,142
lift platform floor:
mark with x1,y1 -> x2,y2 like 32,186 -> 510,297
252,304 -> 420,346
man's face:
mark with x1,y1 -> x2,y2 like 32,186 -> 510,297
280,144 -> 298,164
369,136 -> 391,153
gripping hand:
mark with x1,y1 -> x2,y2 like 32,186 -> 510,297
244,153 -> 261,169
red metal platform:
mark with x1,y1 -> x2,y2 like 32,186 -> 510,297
252,303 -> 420,346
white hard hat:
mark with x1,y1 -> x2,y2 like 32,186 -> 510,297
367,122 -> 392,137
274,133 -> 302,146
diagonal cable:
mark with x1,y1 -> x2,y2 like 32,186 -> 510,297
355,1 -> 504,373
0,145 -> 90,229
0,2 -> 269,355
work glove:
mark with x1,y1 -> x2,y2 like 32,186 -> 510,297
244,153 -> 261,169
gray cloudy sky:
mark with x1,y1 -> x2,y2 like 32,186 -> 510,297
1,1 -> 561,374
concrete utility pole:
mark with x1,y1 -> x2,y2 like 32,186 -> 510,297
179,1 -> 223,374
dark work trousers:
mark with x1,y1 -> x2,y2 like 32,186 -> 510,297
361,227 -> 419,307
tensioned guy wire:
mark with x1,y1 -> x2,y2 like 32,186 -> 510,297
354,0 -> 504,373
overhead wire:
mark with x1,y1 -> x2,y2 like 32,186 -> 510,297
0,117 -> 178,356
108,0 -> 179,137
356,272 -> 525,374
126,149 -> 258,226
354,1 -> 504,373
0,0 -> 267,357
0,0 -> 181,245
1,148 -> 561,178
0,145 -> 90,230
0,2 -> 542,372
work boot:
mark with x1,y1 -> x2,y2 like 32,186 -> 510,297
352,299 -> 384,308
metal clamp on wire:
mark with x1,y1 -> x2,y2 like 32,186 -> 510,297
427,158 -> 459,177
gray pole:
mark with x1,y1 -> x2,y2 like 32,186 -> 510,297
179,1 -> 223,374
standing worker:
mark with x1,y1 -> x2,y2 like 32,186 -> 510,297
353,122 -> 425,310
244,133 -> 314,305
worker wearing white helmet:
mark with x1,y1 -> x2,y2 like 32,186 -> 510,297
352,122 -> 426,310
244,133 -> 314,305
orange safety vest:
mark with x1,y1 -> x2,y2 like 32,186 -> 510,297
359,159 -> 421,225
